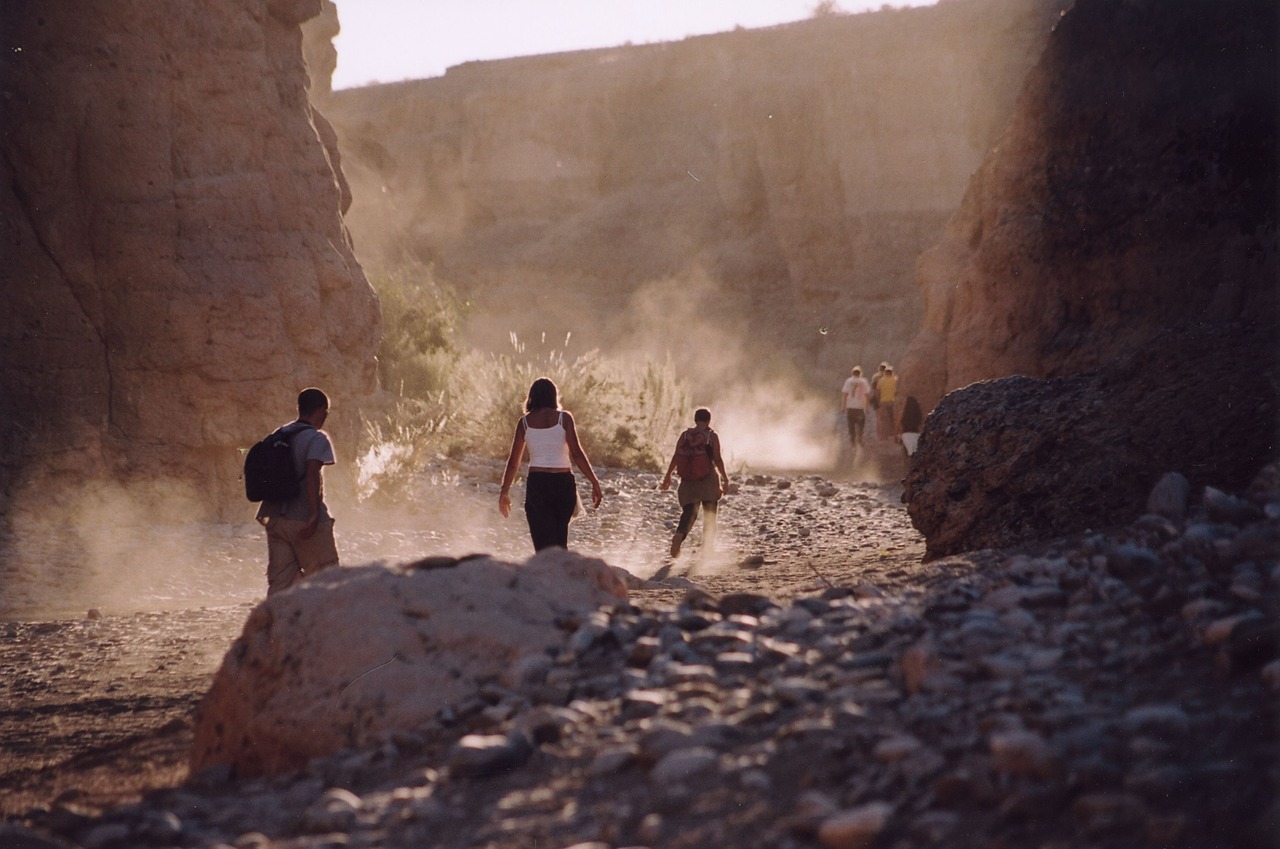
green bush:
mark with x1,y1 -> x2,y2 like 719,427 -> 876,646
370,260 -> 462,398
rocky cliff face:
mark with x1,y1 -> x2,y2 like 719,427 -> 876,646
0,0 -> 380,515
320,0 -> 1067,394
900,0 -> 1279,411
901,0 -> 1278,557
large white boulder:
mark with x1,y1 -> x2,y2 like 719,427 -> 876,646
190,550 -> 628,776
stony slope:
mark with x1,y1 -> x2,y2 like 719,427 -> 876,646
1,461 -> 1275,849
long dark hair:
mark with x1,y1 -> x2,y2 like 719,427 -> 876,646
525,377 -> 559,413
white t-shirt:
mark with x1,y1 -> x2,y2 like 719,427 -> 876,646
842,376 -> 871,410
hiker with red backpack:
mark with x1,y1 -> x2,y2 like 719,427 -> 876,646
660,408 -> 729,560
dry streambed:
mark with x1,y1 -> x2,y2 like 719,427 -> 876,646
1,462 -> 1275,849
0,464 -> 914,817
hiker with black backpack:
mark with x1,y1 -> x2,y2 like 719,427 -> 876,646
249,387 -> 340,594
661,408 -> 729,560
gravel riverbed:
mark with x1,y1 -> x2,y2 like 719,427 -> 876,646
1,456 -> 1275,848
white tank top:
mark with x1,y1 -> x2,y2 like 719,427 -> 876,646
524,412 -> 571,468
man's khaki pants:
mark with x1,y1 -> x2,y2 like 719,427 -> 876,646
263,516 -> 339,595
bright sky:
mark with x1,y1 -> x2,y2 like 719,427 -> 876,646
331,0 -> 940,89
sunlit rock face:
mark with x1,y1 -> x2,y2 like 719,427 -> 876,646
302,0 -> 339,102
0,0 -> 380,514
901,0 -> 1278,557
899,0 -> 1278,413
318,0 -> 1068,392
190,550 -> 629,777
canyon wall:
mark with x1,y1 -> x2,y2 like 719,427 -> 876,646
899,0 -> 1279,411
0,0 -> 380,516
901,0 -> 1278,556
319,0 -> 1068,396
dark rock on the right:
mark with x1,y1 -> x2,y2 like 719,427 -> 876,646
900,0 -> 1278,558
904,325 -> 1277,559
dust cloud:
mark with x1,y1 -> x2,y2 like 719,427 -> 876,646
0,468 -> 517,622
0,478 -> 263,621
597,268 -> 851,474
0,275 -> 887,623
441,263 -> 889,476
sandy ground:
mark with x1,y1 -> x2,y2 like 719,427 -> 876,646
0,446 -> 922,817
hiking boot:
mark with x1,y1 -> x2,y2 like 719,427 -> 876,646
670,532 -> 684,557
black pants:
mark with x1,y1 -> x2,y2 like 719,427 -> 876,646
845,408 -> 866,445
525,471 -> 577,551
676,500 -> 718,549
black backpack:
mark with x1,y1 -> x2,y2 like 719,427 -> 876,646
243,423 -> 313,502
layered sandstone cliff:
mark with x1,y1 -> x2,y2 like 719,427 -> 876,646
0,0 -> 380,515
320,0 -> 1067,393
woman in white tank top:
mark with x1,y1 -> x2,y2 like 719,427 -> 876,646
498,376 -> 604,551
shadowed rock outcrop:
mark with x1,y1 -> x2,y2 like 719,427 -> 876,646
900,0 -> 1278,557
906,327 -> 1278,559
319,0 -> 1068,391
0,0 -> 380,514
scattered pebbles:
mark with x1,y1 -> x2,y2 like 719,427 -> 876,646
1,465 -> 1276,848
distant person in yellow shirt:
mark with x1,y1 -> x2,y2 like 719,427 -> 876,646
877,366 -> 898,441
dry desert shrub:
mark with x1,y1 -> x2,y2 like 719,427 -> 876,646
359,260 -> 690,501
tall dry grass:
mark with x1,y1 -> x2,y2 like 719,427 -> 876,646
357,261 -> 690,502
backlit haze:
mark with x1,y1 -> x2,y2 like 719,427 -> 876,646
328,0 -> 948,483
331,0 -> 941,89
4,0 -> 953,621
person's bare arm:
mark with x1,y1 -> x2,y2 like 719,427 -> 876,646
498,419 -> 526,518
712,433 -> 729,494
563,412 -> 603,508
299,459 -> 323,539
660,444 -> 680,491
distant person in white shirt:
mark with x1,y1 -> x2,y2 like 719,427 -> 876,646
840,366 -> 872,458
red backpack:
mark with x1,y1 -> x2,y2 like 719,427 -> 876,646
675,427 -> 715,480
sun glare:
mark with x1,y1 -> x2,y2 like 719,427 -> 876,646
331,0 -> 941,89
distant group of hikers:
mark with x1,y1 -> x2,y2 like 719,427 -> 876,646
249,379 -> 730,595
840,362 -> 923,464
